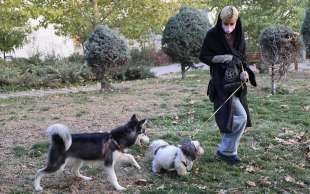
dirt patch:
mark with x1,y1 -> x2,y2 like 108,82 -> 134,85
0,75 -> 208,193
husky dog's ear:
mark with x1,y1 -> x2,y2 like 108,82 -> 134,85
128,114 -> 139,127
138,119 -> 147,128
130,114 -> 138,122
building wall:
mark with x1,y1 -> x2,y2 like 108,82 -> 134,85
12,24 -> 82,59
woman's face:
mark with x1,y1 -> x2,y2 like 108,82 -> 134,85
222,18 -> 237,34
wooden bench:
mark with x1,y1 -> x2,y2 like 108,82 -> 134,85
246,52 -> 261,64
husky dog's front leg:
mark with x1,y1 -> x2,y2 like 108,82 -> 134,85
105,164 -> 126,191
118,152 -> 141,169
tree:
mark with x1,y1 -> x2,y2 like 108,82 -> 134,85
162,6 -> 211,79
179,0 -> 308,52
260,25 -> 304,94
31,0 -> 182,49
0,0 -> 31,59
84,25 -> 129,91
301,9 -> 310,58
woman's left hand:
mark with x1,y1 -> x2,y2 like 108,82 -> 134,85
240,71 -> 249,82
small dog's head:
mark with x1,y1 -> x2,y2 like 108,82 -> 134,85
180,138 -> 204,160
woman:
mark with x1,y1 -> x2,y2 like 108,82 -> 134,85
199,6 -> 257,164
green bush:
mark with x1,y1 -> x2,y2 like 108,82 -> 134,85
0,53 -> 94,91
113,65 -> 155,81
128,47 -> 155,67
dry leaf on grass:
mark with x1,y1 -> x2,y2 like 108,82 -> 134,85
245,165 -> 259,173
246,181 -> 256,187
134,179 -> 151,186
285,175 -> 296,183
192,183 -> 207,190
302,105 -> 310,112
250,141 -> 259,150
258,176 -> 271,186
280,104 -> 289,108
218,190 -> 225,194
296,181 -> 305,187
242,162 -> 262,173
304,145 -> 310,161
157,184 -> 165,190
274,137 -> 299,145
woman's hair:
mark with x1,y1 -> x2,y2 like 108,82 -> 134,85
220,6 -> 239,22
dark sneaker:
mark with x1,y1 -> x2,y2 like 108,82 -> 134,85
216,150 -> 241,165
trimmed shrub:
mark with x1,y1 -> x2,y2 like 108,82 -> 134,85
84,25 -> 129,90
162,6 -> 211,79
260,25 -> 304,94
301,9 -> 310,58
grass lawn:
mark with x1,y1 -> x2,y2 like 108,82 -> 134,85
0,70 -> 309,194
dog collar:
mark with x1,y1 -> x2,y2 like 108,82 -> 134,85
110,137 -> 124,152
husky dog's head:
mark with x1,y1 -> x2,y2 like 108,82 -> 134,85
111,114 -> 149,148
180,138 -> 204,160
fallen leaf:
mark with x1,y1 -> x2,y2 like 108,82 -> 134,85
217,190 -> 225,194
274,137 -> 298,145
280,104 -> 289,108
293,132 -> 306,142
193,183 -> 207,190
189,100 -> 195,105
297,161 -> 306,168
285,175 -> 296,183
245,165 -> 256,173
259,176 -> 271,186
302,105 -> 310,112
246,181 -> 256,187
305,151 -> 310,161
245,163 -> 261,173
134,179 -> 149,186
296,181 -> 305,187
157,184 -> 165,190
250,141 -> 259,150
187,111 -> 195,117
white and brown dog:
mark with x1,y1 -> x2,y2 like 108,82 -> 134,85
150,138 -> 204,176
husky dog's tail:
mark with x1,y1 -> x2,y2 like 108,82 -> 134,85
47,124 -> 72,151
150,139 -> 169,156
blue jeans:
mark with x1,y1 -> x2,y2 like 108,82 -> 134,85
218,96 -> 247,156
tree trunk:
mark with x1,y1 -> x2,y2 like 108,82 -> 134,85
3,52 -> 6,61
181,64 -> 186,79
294,60 -> 298,72
90,0 -> 99,29
100,77 -> 112,92
271,63 -> 276,95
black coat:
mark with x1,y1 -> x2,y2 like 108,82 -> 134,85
199,16 -> 257,133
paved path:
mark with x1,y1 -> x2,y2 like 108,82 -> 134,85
150,63 -> 208,76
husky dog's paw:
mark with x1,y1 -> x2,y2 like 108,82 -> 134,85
116,185 -> 127,191
35,185 -> 43,192
80,175 -> 93,181
135,164 -> 141,170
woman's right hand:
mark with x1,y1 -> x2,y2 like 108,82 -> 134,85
240,71 -> 249,82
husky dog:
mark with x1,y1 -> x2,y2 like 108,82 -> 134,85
150,138 -> 204,176
34,115 -> 149,191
